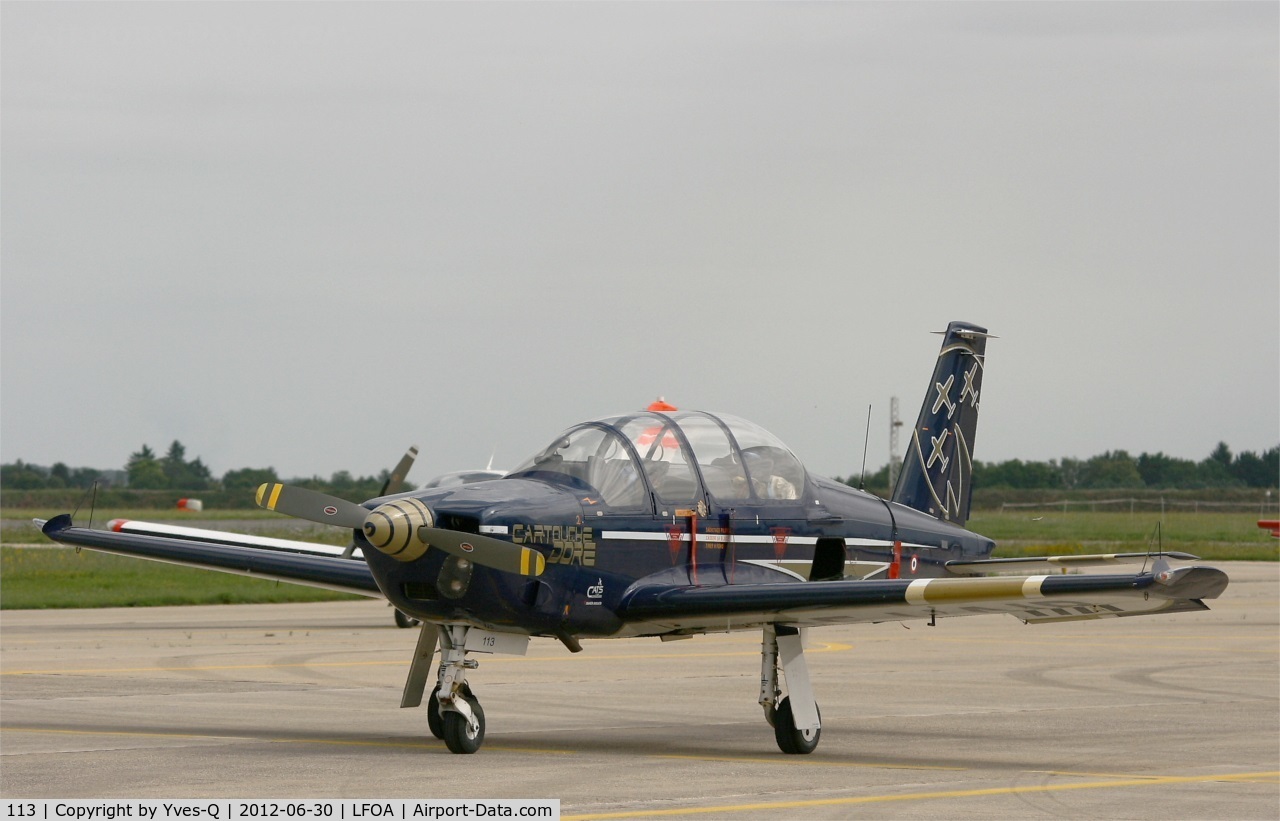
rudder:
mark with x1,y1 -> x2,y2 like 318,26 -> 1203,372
891,321 -> 991,525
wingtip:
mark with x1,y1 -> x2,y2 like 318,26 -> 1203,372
1154,565 -> 1230,600
41,513 -> 74,535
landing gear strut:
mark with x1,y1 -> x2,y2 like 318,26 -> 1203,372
435,625 -> 484,754
400,621 -> 530,755
760,624 -> 821,754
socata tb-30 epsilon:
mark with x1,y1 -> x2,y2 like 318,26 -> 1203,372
39,321 -> 1229,754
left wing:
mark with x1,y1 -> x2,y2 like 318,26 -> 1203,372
616,563 -> 1229,635
39,515 -> 382,598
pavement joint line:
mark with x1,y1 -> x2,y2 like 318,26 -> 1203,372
653,753 -> 964,771
889,636 -> 1279,655
0,642 -> 854,676
1,726 -> 265,743
0,726 -> 573,755
1025,769 -> 1174,780
559,770 -> 1280,820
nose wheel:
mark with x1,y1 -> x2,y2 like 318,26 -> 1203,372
426,681 -> 475,741
400,622 -> 530,755
433,626 -> 486,754
441,691 -> 485,754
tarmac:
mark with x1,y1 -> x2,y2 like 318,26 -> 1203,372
2,562 -> 1277,820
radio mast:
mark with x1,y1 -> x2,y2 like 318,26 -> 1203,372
887,396 -> 903,491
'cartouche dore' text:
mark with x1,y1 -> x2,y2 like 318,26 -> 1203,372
512,524 -> 596,567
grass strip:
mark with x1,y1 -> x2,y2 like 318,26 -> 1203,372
1,546 -> 363,609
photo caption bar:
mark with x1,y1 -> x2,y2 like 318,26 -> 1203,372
3,801 -> 558,821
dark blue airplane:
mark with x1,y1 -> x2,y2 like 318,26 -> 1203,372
39,321 -> 1228,754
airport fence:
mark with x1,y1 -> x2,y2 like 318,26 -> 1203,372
997,497 -> 1278,515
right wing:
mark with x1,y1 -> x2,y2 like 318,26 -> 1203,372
106,518 -> 363,558
39,514 -> 382,598
616,561 -> 1229,636
944,552 -> 1200,575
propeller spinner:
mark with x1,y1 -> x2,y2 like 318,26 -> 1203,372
255,482 -> 545,577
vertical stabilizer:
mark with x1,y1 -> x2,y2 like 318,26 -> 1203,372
891,321 -> 991,525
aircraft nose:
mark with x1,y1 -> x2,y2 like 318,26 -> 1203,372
363,498 -> 433,562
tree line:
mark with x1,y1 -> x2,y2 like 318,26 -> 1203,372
843,442 -> 1277,493
3,439 -> 1276,499
975,443 -> 1277,490
1,439 -> 409,502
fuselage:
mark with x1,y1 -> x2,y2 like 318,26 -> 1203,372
359,411 -> 995,638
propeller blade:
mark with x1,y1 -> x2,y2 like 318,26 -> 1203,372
420,527 -> 546,578
360,500 -> 544,577
378,445 -> 419,497
255,483 -> 368,530
256,486 -> 545,578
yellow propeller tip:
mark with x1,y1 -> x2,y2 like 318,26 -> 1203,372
254,483 -> 284,511
519,548 -> 547,577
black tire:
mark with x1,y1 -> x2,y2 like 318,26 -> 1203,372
442,694 -> 485,754
772,696 -> 820,755
394,610 -> 420,629
426,685 -> 445,740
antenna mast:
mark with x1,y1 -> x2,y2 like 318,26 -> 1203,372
887,396 -> 903,491
858,405 -> 871,490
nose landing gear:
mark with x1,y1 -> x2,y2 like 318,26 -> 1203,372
400,621 -> 529,754
435,625 -> 484,754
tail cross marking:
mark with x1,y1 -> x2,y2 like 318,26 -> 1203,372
927,429 -> 951,471
959,361 -> 981,409
932,374 -> 956,419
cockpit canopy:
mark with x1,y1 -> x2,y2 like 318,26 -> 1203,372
508,411 -> 807,509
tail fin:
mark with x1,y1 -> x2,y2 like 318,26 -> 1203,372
891,321 -> 992,525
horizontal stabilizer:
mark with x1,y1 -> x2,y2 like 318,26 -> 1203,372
945,552 -> 1200,576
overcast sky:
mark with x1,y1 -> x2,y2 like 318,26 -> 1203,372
3,2 -> 1277,486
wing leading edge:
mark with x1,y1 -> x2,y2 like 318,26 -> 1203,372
39,514 -> 382,598
616,564 -> 1229,636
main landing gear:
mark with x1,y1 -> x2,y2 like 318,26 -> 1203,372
400,622 -> 529,754
760,624 -> 821,754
